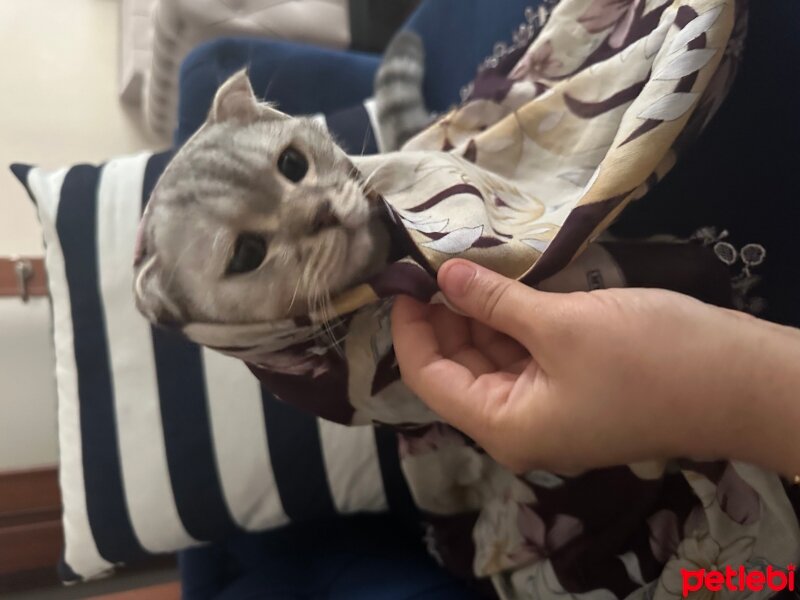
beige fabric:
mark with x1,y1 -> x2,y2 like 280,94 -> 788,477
144,0 -> 350,137
352,0 -> 740,289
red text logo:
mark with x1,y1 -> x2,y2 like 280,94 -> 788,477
681,565 -> 795,597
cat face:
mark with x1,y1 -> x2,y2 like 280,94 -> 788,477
134,70 -> 388,326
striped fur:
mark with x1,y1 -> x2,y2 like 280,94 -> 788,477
133,70 -> 390,332
374,31 -> 431,152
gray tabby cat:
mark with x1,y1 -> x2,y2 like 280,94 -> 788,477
135,33 -> 429,327
134,70 -> 390,326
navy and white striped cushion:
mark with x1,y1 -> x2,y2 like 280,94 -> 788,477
10,151 -> 414,582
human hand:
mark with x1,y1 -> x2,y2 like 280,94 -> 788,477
391,259 -> 789,475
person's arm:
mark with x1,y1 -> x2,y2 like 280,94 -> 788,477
390,259 -> 800,478
729,317 -> 800,479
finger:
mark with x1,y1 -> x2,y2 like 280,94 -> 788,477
448,346 -> 498,378
391,296 -> 495,380
470,320 -> 530,369
429,315 -> 525,377
391,296 -> 504,435
437,260 -> 553,349
391,295 -> 439,363
429,304 -> 471,358
415,362 -> 516,438
427,305 -> 500,375
506,355 -> 532,376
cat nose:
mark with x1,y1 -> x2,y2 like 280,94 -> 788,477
311,200 -> 340,233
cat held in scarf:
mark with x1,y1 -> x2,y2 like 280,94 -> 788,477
135,31 -> 429,330
134,70 -> 390,328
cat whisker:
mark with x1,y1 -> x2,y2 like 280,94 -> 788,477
211,230 -> 231,256
328,322 -> 344,357
306,267 -> 344,358
163,235 -> 204,296
317,326 -> 347,353
274,245 -> 294,267
320,297 -> 345,358
360,161 -> 393,194
286,276 -> 303,316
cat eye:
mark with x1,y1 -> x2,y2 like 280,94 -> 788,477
227,233 -> 267,275
277,146 -> 308,183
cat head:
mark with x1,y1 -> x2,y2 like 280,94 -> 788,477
133,70 -> 387,328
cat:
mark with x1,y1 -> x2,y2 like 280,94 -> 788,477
134,69 -> 392,327
135,31 -> 430,328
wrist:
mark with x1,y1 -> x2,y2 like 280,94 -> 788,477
663,309 -> 781,464
715,317 -> 800,476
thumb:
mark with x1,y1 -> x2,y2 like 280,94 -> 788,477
437,259 -> 549,348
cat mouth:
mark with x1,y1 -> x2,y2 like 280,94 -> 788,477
328,228 -> 375,294
334,195 -> 379,232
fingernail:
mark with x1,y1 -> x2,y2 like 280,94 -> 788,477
440,261 -> 476,298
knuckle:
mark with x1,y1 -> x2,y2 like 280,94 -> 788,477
531,293 -> 577,341
479,279 -> 512,323
538,290 -> 604,344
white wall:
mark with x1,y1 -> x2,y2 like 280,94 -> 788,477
0,0 -> 161,470
0,298 -> 59,470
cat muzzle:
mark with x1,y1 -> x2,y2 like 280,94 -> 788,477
310,200 -> 340,233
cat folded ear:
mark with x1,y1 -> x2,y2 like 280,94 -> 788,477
210,69 -> 290,124
210,69 -> 259,123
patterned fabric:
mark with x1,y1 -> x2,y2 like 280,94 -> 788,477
10,153 -> 415,583
181,1 -> 800,597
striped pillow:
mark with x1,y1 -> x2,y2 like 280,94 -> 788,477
10,151 -> 414,583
